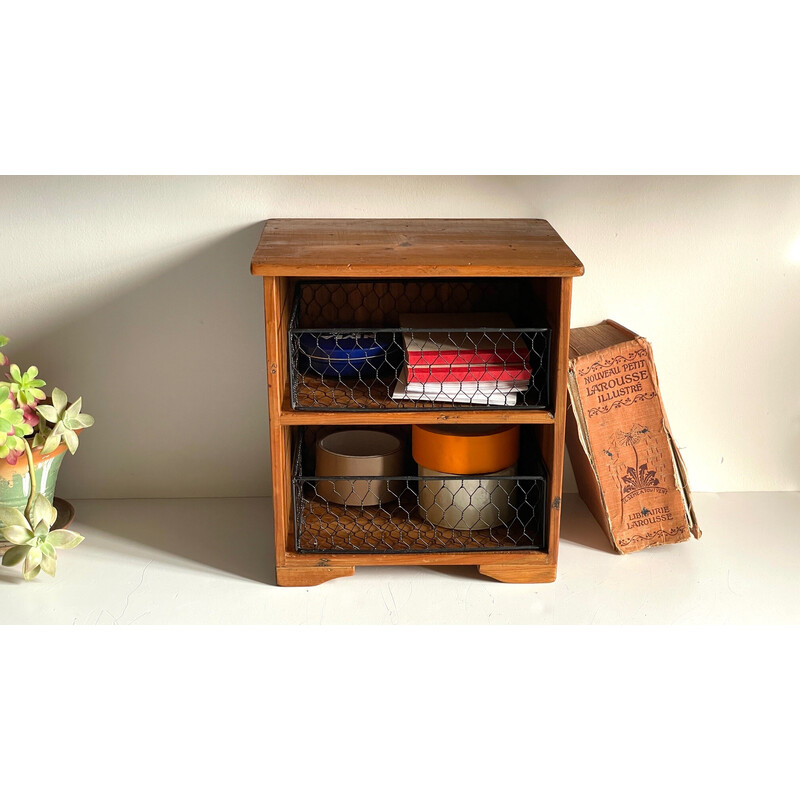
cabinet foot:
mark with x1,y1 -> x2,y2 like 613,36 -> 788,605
277,566 -> 355,587
478,564 -> 556,584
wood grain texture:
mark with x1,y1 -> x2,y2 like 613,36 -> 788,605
251,219 -> 584,277
255,219 -> 580,585
264,277 -> 292,570
477,564 -> 557,583
278,406 -> 555,426
542,277 -> 572,572
283,550 -> 552,567
276,566 -> 355,587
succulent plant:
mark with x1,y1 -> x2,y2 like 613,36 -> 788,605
0,494 -> 84,580
6,364 -> 46,407
0,385 -> 33,464
35,388 -> 95,455
1,353 -> 46,460
0,335 -> 93,581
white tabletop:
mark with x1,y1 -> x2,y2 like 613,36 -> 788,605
1,492 -> 797,624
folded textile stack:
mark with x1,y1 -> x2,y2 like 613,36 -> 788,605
391,312 -> 531,406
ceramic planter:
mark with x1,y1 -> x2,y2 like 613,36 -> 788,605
0,442 -> 68,516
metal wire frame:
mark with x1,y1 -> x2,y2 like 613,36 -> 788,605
292,431 -> 548,555
288,279 -> 552,412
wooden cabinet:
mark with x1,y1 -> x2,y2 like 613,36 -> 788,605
251,219 -> 583,586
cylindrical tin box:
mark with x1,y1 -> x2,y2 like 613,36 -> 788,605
315,429 -> 404,506
418,463 -> 518,530
412,424 -> 520,474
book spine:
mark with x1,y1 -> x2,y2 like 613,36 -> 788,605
406,348 -> 528,367
408,365 -> 532,383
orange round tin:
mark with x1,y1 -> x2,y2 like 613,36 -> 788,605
411,424 -> 520,475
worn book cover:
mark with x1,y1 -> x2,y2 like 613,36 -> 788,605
566,320 -> 701,554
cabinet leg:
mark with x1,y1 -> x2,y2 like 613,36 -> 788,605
277,566 -> 355,587
478,564 -> 557,584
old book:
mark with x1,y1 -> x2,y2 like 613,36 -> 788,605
565,319 -> 701,554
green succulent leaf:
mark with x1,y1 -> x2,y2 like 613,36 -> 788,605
1,525 -> 34,545
30,389 -> 93,459
0,393 -> 13,412
63,429 -> 79,455
46,529 -> 84,550
40,541 -> 56,558
40,551 -> 57,577
0,434 -> 27,454
0,506 -> 30,529
31,494 -> 57,530
0,335 -> 8,347
52,388 -> 68,415
24,546 -> 43,579
33,520 -> 51,542
7,365 -> 47,406
36,404 -> 58,423
40,432 -> 62,456
2,544 -> 31,567
0,418 -> 12,434
9,435 -> 26,451
5,409 -> 23,427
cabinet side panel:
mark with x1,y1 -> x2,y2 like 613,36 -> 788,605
264,277 -> 292,567
533,277 -> 572,566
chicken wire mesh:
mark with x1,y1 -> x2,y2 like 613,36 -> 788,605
288,280 -> 551,411
292,429 -> 547,554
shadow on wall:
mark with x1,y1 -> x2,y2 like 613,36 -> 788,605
15,223 -> 272,500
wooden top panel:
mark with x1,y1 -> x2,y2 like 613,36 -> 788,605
250,218 -> 584,277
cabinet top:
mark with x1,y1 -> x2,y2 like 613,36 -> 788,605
250,218 -> 584,277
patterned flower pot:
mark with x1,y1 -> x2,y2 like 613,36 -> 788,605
0,443 -> 68,517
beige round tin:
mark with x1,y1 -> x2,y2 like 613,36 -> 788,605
315,430 -> 404,506
418,464 -> 518,530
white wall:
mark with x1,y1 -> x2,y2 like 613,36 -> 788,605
1,176 -> 797,498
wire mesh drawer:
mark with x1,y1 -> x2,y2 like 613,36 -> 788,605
288,280 -> 551,411
292,431 -> 548,555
